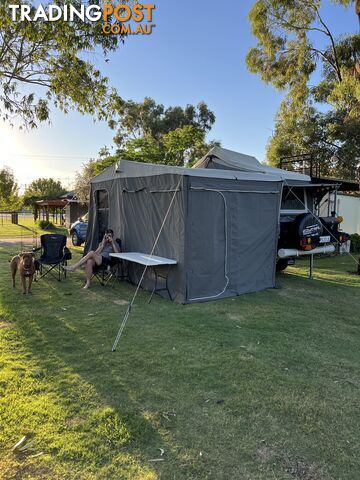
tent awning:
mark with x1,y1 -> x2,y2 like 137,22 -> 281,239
193,146 -> 311,183
91,159 -> 284,184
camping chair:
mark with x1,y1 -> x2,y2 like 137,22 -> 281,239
92,238 -> 126,286
33,234 -> 71,281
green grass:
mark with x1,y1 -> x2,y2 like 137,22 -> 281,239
0,217 -> 67,238
0,248 -> 359,480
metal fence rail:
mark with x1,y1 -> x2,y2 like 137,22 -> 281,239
0,213 -> 38,250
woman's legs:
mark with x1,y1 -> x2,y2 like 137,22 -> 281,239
64,251 -> 102,272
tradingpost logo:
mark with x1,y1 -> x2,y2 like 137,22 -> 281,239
8,2 -> 156,36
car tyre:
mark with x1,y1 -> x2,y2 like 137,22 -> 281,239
276,258 -> 289,272
71,232 -> 82,247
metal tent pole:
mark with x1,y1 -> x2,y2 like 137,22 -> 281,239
111,176 -> 183,352
309,254 -> 314,279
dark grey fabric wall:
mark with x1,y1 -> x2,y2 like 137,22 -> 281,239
185,177 -> 281,302
120,174 -> 186,303
86,174 -> 187,303
86,170 -> 282,304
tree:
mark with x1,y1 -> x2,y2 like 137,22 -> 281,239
74,98 -> 220,203
116,124 -> 215,167
109,97 -> 216,147
0,0 -> 125,128
110,97 -> 218,166
23,178 -> 66,206
74,154 -> 118,204
0,166 -> 21,209
247,0 -> 360,178
268,99 -> 360,178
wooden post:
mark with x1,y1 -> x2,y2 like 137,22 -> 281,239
11,212 -> 18,224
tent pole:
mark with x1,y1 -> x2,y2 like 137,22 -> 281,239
111,176 -> 183,352
309,254 -> 314,279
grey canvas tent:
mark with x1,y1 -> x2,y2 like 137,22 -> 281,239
193,146 -> 311,184
85,155 -> 284,303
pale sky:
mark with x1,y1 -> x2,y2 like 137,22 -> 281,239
0,0 -> 356,191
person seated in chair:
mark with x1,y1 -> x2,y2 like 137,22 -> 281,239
64,229 -> 120,289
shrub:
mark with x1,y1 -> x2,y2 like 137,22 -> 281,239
350,233 -> 360,253
37,220 -> 55,230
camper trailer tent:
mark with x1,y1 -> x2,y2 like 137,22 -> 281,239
86,157 -> 284,303
196,148 -> 348,267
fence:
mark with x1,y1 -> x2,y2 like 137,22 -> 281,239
0,211 -> 19,226
0,212 -> 69,248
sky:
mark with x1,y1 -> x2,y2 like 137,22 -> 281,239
0,0 -> 357,191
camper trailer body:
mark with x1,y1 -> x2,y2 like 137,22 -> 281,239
277,184 -> 349,270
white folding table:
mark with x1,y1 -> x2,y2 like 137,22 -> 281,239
110,252 -> 177,302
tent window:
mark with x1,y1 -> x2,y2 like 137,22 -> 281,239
97,189 -> 109,209
95,189 -> 109,238
281,188 -> 305,211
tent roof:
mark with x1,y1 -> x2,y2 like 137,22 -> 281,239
90,159 -> 284,184
35,199 -> 68,207
193,146 -> 311,183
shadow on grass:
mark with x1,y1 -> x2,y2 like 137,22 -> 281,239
17,223 -> 37,234
1,246 -> 360,479
19,315 -> 165,476
0,250 -> 191,478
18,224 -> 67,235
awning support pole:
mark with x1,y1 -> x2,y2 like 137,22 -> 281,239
309,254 -> 314,279
111,177 -> 183,352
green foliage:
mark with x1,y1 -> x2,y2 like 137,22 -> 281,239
247,0 -> 360,178
0,166 -> 22,210
110,97 -> 215,147
267,98 -> 360,177
74,154 -> 117,204
0,0 -> 125,128
162,125 -> 205,166
74,99 -> 219,201
117,124 -> 214,167
350,233 -> 360,252
117,136 -> 165,164
23,178 -> 66,206
112,97 -> 218,167
37,219 -> 55,230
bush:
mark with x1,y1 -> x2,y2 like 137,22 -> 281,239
37,220 -> 55,230
350,233 -> 360,253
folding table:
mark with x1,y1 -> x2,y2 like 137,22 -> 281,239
110,252 -> 177,302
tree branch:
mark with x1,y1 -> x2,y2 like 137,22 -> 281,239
309,47 -> 337,72
310,3 -> 342,81
1,72 -> 51,87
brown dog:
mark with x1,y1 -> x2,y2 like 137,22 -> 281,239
10,252 -> 36,294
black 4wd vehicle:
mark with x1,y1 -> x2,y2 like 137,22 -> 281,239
276,185 -> 349,271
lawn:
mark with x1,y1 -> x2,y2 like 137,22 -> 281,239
0,247 -> 359,480
0,216 -> 67,239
